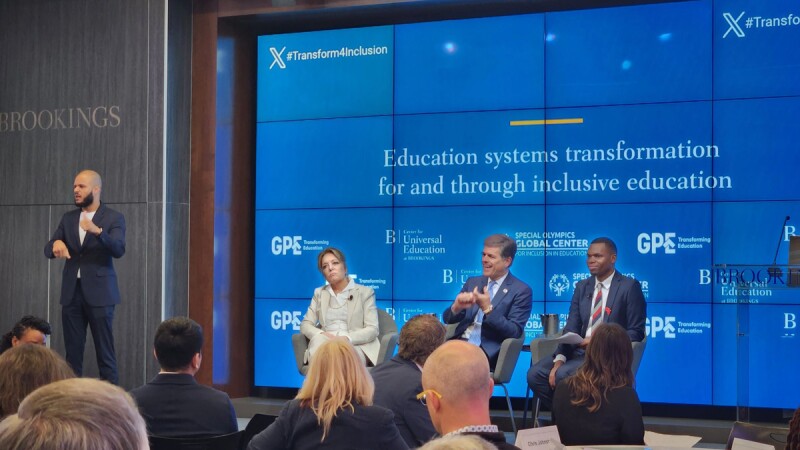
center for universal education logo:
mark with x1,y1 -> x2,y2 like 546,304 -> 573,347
268,44 -> 390,70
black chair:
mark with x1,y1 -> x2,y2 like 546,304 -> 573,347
725,421 -> 789,450
149,430 -> 243,450
240,414 -> 277,450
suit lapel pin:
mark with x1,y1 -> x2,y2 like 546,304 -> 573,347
503,288 -> 508,294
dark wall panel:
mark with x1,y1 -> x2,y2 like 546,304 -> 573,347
1,0 -> 191,391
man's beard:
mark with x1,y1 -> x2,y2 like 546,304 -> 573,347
75,192 -> 94,208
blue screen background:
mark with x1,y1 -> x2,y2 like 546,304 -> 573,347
254,0 -> 800,408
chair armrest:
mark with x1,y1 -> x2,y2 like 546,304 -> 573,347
291,333 -> 309,375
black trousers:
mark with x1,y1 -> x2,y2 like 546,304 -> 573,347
62,279 -> 119,384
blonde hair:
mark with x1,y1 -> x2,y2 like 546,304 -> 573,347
0,378 -> 148,450
296,338 -> 373,441
0,344 -> 74,418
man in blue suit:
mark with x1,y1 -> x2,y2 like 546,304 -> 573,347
527,237 -> 646,410
443,234 -> 532,368
45,170 -> 126,384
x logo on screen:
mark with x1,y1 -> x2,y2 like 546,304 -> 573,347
270,46 -> 287,69
722,12 -> 746,38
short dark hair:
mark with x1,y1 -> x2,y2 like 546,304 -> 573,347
0,316 -> 52,354
153,317 -> 203,371
484,234 -> 517,260
590,237 -> 617,255
398,314 -> 447,366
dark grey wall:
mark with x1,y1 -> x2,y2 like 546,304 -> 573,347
0,0 -> 191,390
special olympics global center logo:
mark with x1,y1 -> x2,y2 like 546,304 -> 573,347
549,274 -> 570,297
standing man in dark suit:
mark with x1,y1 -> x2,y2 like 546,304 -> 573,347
131,317 -> 238,437
44,170 -> 125,384
372,313 -> 447,448
443,234 -> 532,368
527,237 -> 646,410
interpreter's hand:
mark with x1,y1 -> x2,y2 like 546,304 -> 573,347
80,215 -> 101,235
549,360 -> 564,389
52,240 -> 71,259
473,286 -> 491,310
579,336 -> 591,349
451,292 -> 475,313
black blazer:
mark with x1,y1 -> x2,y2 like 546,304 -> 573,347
248,399 -> 409,450
372,356 -> 437,447
129,373 -> 238,437
552,383 -> 644,446
44,203 -> 126,306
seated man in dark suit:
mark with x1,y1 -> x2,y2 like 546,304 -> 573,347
130,317 -> 238,437
443,234 -> 532,368
372,314 -> 447,448
527,237 -> 647,410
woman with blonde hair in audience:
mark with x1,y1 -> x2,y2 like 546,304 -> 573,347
0,344 -> 74,418
552,322 -> 644,445
0,378 -> 148,450
248,338 -> 408,450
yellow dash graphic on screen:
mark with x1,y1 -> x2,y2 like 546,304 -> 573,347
509,118 -> 584,126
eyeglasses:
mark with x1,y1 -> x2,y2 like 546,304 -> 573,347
416,389 -> 442,406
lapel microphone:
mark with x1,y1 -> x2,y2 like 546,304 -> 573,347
348,295 -> 353,301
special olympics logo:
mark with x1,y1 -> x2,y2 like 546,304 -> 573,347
549,274 -> 570,297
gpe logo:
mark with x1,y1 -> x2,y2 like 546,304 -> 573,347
271,236 -> 302,255
646,316 -> 676,338
271,311 -> 302,330
637,233 -> 676,254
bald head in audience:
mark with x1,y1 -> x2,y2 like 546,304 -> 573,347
0,378 -> 148,450
421,340 -> 494,435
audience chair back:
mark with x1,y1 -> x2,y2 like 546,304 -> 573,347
726,421 -> 789,450
291,309 -> 399,375
149,430 -> 242,450
239,414 -> 277,450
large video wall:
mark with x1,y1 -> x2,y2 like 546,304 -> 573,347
254,0 -> 800,408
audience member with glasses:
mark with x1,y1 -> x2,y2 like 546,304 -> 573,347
248,338 -> 408,450
300,247 -> 380,365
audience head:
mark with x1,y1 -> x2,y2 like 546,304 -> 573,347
153,317 -> 204,374
567,323 -> 634,412
421,340 -> 493,434
0,344 -> 74,418
398,314 -> 447,366
297,338 -> 373,441
0,315 -> 51,354
788,406 -> 800,450
0,378 -> 148,450
418,433 -> 497,450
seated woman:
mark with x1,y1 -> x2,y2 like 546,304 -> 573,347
248,339 -> 408,450
300,247 -> 379,365
0,344 -> 74,419
552,322 -> 644,446
0,315 -> 51,355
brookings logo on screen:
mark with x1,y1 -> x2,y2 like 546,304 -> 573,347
268,44 -> 390,70
386,229 -> 446,262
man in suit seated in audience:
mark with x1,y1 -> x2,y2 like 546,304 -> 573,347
130,317 -> 238,437
372,313 -> 447,448
420,340 -> 521,450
